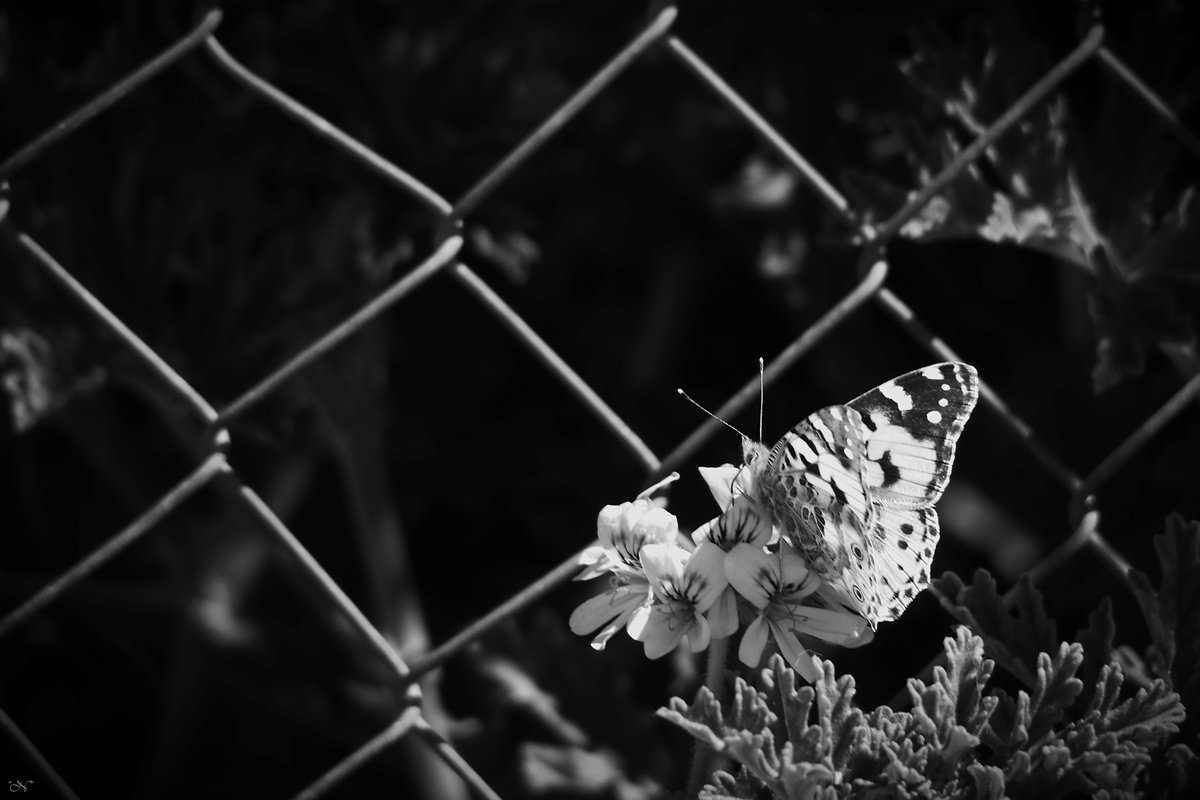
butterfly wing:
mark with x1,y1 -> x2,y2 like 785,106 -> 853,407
757,405 -> 883,624
847,362 -> 978,510
867,503 -> 940,623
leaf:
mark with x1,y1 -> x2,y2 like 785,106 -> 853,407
809,659 -> 867,769
659,687 -> 738,752
1158,742 -> 1200,799
1077,660 -> 1184,753
966,762 -> 1006,800
1048,660 -> 1186,797
1088,245 -> 1196,392
983,642 -> 1083,764
1127,515 -> 1200,739
758,656 -> 815,757
467,225 -> 540,284
710,155 -> 799,211
755,657 -> 865,797
0,327 -> 103,432
1094,675 -> 1184,751
906,628 -> 999,781
1131,188 -> 1200,285
661,654 -> 890,799
844,21 -> 1082,259
518,743 -> 658,799
658,680 -> 787,795
1072,596 -> 1116,702
700,768 -> 768,800
1025,644 -> 1086,746
1128,564 -> 1174,680
841,14 -> 1200,391
930,570 -> 1058,687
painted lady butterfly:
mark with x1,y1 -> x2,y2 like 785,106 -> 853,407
740,363 -> 979,628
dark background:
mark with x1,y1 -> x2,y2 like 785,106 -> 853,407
1,1 -> 1199,797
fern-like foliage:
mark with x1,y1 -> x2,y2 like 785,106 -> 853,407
660,515 -> 1200,799
1128,515 -> 1200,739
930,570 -> 1059,689
661,630 -> 1182,800
931,570 -> 1117,706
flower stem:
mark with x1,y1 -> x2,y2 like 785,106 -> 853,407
685,636 -> 729,799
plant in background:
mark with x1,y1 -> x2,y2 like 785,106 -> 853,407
657,516 -> 1199,799
842,10 -> 1200,392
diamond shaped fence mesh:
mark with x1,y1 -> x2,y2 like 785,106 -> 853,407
1,5 -> 1198,798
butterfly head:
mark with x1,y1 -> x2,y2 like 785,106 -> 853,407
740,437 -> 768,467
737,437 -> 771,497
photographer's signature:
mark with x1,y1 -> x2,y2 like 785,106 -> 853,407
7,780 -> 32,793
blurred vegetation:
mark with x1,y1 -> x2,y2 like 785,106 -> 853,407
1,1 -> 1198,798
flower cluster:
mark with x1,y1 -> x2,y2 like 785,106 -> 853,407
570,466 -> 869,680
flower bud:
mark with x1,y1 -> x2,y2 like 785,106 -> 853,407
596,503 -> 626,549
596,499 -> 680,568
629,506 -> 678,545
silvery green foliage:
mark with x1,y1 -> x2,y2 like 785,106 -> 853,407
660,515 -> 1200,799
661,628 -> 1183,799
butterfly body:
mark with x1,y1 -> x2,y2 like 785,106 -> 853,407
740,363 -> 978,628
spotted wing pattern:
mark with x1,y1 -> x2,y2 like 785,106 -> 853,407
754,405 -> 883,623
867,504 -> 939,623
750,362 -> 978,628
847,363 -> 979,510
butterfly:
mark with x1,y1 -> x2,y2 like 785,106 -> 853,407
739,363 -> 979,628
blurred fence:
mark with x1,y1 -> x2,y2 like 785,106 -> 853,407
2,6 -> 1198,799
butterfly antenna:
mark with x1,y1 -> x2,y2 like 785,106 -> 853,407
757,357 -> 765,443
677,389 -> 749,440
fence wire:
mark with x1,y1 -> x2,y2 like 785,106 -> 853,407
1,6 -> 1197,799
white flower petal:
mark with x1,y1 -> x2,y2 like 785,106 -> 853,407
602,501 -> 679,568
687,614 -> 712,652
640,605 -> 689,659
707,586 -> 740,639
578,544 -> 606,566
767,617 -> 807,673
639,542 -> 689,593
617,500 -> 654,539
626,603 -> 651,640
737,615 -> 770,667
816,582 -> 858,614
733,466 -> 758,500
842,625 -> 875,649
714,496 -> 774,549
691,516 -> 719,547
610,500 -> 651,562
699,465 -> 741,510
631,507 -> 679,545
778,550 -> 817,597
724,543 -> 775,609
568,584 -> 648,635
588,618 -> 624,651
569,594 -> 620,636
791,650 -> 820,682
684,541 -> 729,611
784,605 -> 869,645
596,504 -> 626,549
576,545 -> 617,580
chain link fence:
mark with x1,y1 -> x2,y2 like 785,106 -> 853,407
2,5 -> 1198,798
